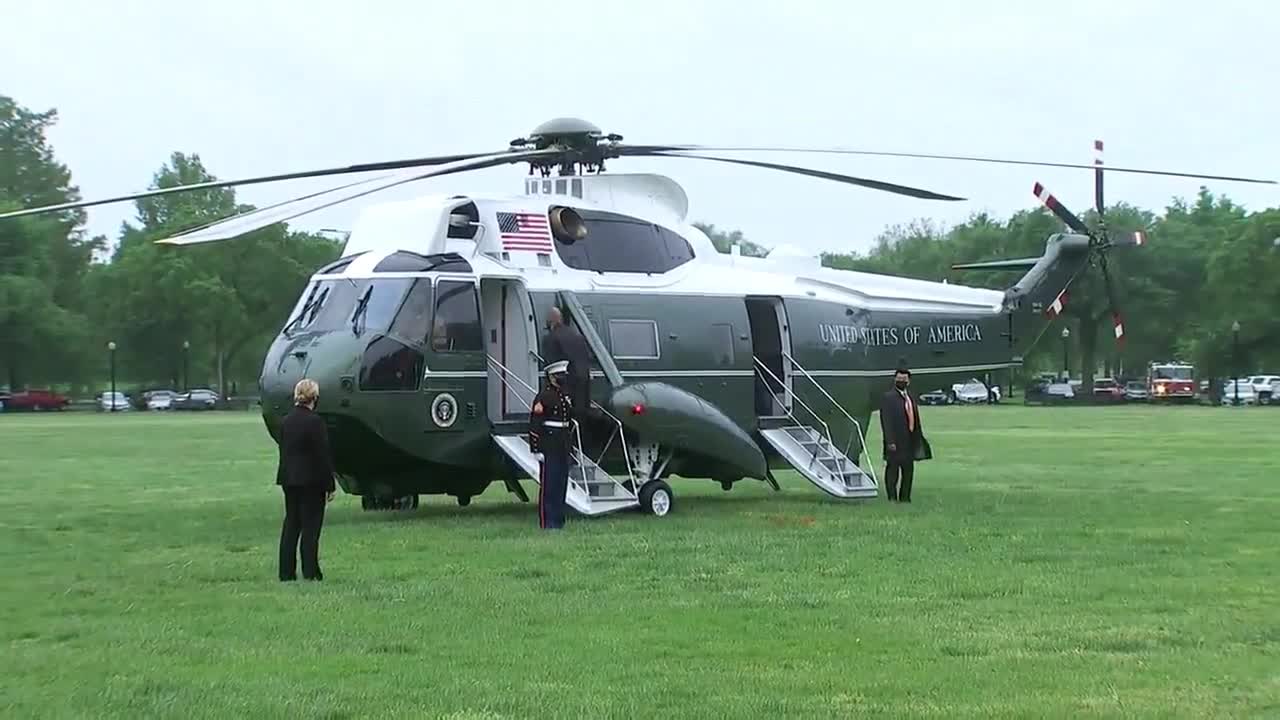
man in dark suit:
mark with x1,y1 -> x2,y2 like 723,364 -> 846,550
543,306 -> 592,417
879,367 -> 932,503
276,378 -> 336,581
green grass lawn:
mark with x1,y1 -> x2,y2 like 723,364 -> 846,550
1,406 -> 1278,718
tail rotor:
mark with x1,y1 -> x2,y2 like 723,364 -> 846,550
1030,139 -> 1147,347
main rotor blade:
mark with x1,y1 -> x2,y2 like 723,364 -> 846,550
1094,140 -> 1105,216
0,151 -> 497,221
634,149 -> 964,201
625,144 -> 1278,186
1033,182 -> 1091,235
157,149 -> 562,245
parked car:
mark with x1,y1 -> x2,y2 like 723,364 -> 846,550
919,388 -> 951,405
172,389 -> 220,410
951,379 -> 999,404
1025,379 -> 1075,404
3,389 -> 70,411
99,391 -> 131,411
146,390 -> 177,410
1221,380 -> 1257,406
1123,381 -> 1149,402
1092,377 -> 1125,402
1247,375 -> 1279,405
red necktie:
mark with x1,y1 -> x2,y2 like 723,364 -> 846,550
904,394 -> 914,432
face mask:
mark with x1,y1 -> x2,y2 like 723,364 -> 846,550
895,380 -> 909,390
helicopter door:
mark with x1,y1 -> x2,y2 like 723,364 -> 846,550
479,278 -> 538,421
745,296 -> 793,416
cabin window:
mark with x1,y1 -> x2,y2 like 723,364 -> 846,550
555,179 -> 567,194
711,323 -> 735,366
608,319 -> 660,359
359,336 -> 424,391
430,280 -> 483,352
571,178 -> 583,198
554,209 -> 695,274
389,278 -> 434,344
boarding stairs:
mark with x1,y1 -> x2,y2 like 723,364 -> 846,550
487,354 -> 639,516
754,355 -> 878,499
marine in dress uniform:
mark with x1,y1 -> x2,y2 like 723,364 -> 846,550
528,360 -> 576,529
879,367 -> 932,503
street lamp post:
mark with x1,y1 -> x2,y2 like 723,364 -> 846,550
1232,320 -> 1241,406
107,341 -> 117,412
183,340 -> 190,392
1061,327 -> 1071,380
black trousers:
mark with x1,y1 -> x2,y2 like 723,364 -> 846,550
539,451 -> 570,530
280,485 -> 327,580
883,459 -> 915,501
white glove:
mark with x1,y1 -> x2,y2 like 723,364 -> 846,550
534,453 -> 545,461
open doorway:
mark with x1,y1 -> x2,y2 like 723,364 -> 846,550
745,296 -> 792,417
479,278 -> 538,421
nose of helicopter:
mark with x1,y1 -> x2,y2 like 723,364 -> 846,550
259,332 -> 363,439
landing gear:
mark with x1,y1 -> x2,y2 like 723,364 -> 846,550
360,494 -> 419,511
638,479 -> 673,516
716,477 -> 737,492
456,495 -> 472,507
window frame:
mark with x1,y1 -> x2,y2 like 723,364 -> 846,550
428,277 -> 484,354
607,319 -> 661,360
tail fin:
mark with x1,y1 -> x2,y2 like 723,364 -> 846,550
953,232 -> 1092,352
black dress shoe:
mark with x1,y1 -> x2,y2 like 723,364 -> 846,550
280,576 -> 297,582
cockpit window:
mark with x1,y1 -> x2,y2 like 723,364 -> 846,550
388,278 -> 434,345
374,251 -> 472,273
554,209 -> 695,274
317,252 -> 365,275
350,279 -> 412,335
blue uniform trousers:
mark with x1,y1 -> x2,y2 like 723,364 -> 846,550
539,451 -> 570,529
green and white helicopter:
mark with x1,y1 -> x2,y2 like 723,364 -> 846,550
5,119 -> 1272,517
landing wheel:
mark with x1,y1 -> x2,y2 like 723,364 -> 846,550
392,495 -> 419,511
717,478 -> 736,492
639,480 -> 673,517
456,495 -> 472,507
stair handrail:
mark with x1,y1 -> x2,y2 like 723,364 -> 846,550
531,342 -> 635,487
487,353 -> 633,501
780,352 -> 877,486
753,356 -> 835,455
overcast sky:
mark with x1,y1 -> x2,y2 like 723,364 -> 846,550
4,0 -> 1277,256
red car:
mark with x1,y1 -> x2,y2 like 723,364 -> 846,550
3,389 -> 70,411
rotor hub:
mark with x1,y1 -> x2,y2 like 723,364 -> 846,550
510,117 -> 623,177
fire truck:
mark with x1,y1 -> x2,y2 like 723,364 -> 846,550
1147,361 -> 1196,402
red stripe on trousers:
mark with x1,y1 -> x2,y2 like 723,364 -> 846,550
538,461 -> 546,528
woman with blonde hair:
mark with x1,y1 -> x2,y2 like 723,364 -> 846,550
275,378 -> 336,581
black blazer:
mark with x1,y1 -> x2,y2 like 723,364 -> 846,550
543,324 -> 592,379
879,389 -> 932,463
275,405 -> 337,491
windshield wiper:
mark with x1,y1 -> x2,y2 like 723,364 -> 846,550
351,286 -> 373,335
284,288 -> 329,338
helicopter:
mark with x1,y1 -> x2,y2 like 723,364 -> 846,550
4,118 -> 1274,517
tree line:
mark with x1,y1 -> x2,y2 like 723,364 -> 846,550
3,92 -> 1276,397
1,94 -> 340,397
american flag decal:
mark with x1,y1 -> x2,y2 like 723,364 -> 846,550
1045,288 -> 1069,318
1113,312 -> 1126,345
497,211 -> 553,253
